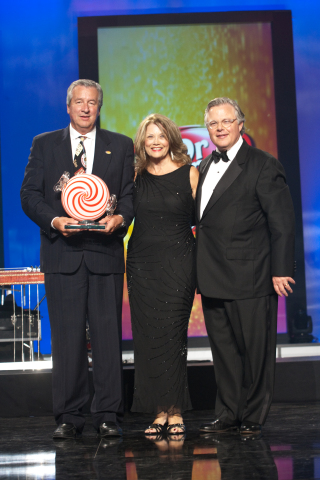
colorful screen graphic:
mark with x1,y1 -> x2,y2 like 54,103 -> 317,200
97,22 -> 286,339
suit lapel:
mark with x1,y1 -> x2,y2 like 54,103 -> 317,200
53,126 -> 73,175
201,140 -> 249,219
92,128 -> 112,179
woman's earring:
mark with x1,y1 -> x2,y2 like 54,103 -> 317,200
171,151 -> 174,160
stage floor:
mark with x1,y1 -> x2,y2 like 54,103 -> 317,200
0,403 -> 319,479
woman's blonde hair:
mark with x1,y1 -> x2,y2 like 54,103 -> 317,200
134,113 -> 191,174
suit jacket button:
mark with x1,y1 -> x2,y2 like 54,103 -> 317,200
199,225 -> 203,229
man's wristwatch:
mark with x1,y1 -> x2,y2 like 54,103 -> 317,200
118,215 -> 126,228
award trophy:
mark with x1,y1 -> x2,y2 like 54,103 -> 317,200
53,172 -> 117,230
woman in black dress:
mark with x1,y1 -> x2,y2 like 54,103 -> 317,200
127,114 -> 199,434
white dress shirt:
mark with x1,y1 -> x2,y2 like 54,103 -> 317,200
69,124 -> 96,174
200,136 -> 243,218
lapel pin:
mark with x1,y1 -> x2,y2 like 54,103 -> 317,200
106,151 -> 111,154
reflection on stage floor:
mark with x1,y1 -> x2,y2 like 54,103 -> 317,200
0,403 -> 319,479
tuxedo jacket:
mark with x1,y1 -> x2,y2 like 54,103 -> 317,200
195,140 -> 295,300
21,126 -> 134,274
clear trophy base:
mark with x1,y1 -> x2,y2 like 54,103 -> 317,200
65,220 -> 105,230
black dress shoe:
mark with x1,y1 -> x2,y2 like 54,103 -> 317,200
53,423 -> 77,439
240,422 -> 262,435
99,422 -> 122,437
199,418 -> 239,433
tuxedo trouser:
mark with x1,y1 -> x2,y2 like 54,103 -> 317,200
45,258 -> 124,431
201,294 -> 278,425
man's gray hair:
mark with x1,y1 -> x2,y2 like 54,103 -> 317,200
204,97 -> 245,134
66,79 -> 103,108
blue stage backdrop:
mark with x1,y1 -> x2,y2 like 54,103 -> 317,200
0,0 -> 319,353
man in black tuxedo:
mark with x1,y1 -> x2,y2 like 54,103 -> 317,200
196,97 -> 295,435
21,79 -> 134,438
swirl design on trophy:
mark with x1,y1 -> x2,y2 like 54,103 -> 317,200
61,174 -> 110,221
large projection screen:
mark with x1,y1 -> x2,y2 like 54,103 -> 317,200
78,11 -> 306,348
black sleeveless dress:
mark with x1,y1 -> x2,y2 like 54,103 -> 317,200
127,164 -> 195,415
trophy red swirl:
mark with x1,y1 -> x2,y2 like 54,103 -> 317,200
54,172 -> 117,230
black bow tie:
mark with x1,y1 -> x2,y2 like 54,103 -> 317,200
212,150 -> 229,163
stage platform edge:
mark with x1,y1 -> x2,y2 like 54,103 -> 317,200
0,356 -> 320,417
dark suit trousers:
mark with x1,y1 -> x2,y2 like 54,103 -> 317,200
45,258 -> 124,431
201,294 -> 278,426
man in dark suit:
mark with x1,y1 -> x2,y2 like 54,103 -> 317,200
21,79 -> 134,438
196,97 -> 295,435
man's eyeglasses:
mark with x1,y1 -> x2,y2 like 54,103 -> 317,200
207,119 -> 238,130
